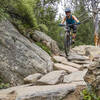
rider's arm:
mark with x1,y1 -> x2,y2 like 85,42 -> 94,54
61,17 -> 66,24
72,15 -> 80,23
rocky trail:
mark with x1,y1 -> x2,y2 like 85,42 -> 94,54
0,20 -> 100,100
53,45 -> 97,72
1,45 -> 100,100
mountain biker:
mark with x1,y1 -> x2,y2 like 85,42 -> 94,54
61,8 -> 80,43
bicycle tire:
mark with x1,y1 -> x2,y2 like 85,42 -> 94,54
64,32 -> 71,57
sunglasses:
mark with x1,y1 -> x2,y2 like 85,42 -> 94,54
65,12 -> 71,13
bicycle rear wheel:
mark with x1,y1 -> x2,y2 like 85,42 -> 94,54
64,32 -> 71,57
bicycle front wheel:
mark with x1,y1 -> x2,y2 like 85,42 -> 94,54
64,32 -> 71,57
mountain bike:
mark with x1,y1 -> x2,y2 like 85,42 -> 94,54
59,23 -> 80,57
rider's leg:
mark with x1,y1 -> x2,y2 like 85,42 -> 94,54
72,25 -> 77,43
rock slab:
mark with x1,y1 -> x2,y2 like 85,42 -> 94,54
38,70 -> 66,85
68,54 -> 89,61
53,56 -> 82,69
85,46 -> 100,60
24,73 -> 43,83
0,82 -> 86,100
54,63 -> 78,73
64,70 -> 87,83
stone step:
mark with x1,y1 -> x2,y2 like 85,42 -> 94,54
54,63 -> 78,73
53,56 -> 82,69
37,70 -> 67,85
68,54 -> 89,61
71,60 -> 91,64
63,69 -> 87,83
24,73 -> 43,84
0,82 -> 86,100
61,61 -> 82,69
53,56 -> 68,63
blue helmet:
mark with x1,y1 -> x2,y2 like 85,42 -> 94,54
65,8 -> 71,13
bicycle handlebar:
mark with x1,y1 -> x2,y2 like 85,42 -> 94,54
58,23 -> 81,27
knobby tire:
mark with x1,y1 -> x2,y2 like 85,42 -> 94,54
64,32 -> 71,57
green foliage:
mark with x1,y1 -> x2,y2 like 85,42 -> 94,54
0,0 -> 38,28
82,89 -> 100,100
74,2 -> 94,46
0,79 -> 10,89
39,24 -> 48,33
12,0 -> 38,28
0,9 -> 6,21
0,83 -> 10,89
36,42 -> 52,55
0,0 -> 10,21
74,19 -> 94,46
47,20 -> 65,50
11,18 -> 32,36
34,0 -> 64,49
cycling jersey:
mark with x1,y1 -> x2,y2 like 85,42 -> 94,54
66,15 -> 76,24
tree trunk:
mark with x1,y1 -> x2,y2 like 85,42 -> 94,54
94,14 -> 99,46
92,0 -> 99,46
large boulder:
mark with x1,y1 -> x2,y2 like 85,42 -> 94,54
0,20 -> 53,85
32,30 -> 60,55
0,82 -> 86,100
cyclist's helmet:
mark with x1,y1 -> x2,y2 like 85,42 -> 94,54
65,8 -> 71,13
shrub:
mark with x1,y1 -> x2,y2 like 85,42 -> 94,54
0,79 -> 10,89
11,0 -> 38,28
81,85 -> 100,100
38,24 -> 48,33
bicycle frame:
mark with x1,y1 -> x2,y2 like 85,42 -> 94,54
64,28 -> 72,56
59,23 -> 80,57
